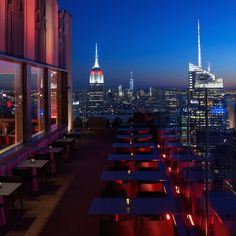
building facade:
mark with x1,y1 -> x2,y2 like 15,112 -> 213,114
0,0 -> 72,174
88,44 -> 104,115
187,20 -> 226,157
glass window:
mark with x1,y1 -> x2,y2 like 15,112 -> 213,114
49,70 -> 60,128
0,60 -> 23,153
31,67 -> 45,135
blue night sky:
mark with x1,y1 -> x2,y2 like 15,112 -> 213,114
59,0 -> 236,89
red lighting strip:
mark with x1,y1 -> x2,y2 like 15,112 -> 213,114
187,214 -> 195,226
166,213 -> 171,220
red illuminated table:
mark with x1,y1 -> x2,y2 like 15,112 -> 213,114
108,153 -> 160,161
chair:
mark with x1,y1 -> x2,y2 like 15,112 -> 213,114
106,181 -> 131,197
139,167 -> 158,171
138,161 -> 157,169
137,191 -> 166,198
109,166 -> 128,171
100,215 -> 136,236
101,189 -> 127,198
139,215 -> 174,236
138,182 -> 163,193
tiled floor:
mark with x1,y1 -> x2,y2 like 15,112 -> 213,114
6,128 -> 116,236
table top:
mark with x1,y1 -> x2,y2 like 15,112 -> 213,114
0,182 -> 22,196
16,159 -> 49,168
112,142 -> 155,148
108,153 -> 160,161
55,138 -> 74,143
89,197 -> 177,215
101,169 -> 167,181
116,134 -> 152,139
118,128 -> 150,132
37,147 -> 64,155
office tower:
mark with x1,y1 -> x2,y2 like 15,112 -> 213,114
0,0 -> 72,165
88,43 -> 105,115
188,19 -> 226,156
164,89 -> 178,128
129,72 -> 134,92
118,85 -> 123,97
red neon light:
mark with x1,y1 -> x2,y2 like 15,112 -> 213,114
115,214 -> 119,221
7,101 -> 12,108
187,214 -> 195,226
166,213 -> 171,220
175,186 -> 180,194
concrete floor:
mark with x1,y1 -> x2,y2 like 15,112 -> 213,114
6,128 -> 116,236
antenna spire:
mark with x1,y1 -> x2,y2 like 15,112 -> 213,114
198,19 -> 202,68
94,43 -> 100,68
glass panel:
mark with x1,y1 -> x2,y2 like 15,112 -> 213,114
50,70 -> 58,127
0,60 -> 23,153
31,66 -> 45,135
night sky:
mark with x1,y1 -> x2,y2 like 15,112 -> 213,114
59,0 -> 236,89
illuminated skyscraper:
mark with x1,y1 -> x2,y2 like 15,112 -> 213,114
88,43 -> 105,115
187,19 -> 226,156
129,72 -> 134,92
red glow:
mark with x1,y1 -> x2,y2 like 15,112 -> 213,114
162,154 -> 166,158
166,213 -> 171,220
187,214 -> 195,226
215,211 -> 223,224
115,214 -> 119,222
115,180 -> 123,184
7,101 -> 12,108
175,186 -> 180,194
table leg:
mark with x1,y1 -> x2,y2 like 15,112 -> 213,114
31,167 -> 39,193
0,196 -> 6,227
50,151 -> 57,174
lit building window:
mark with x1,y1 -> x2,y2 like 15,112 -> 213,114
31,66 -> 45,135
50,70 -> 60,128
0,60 -> 23,153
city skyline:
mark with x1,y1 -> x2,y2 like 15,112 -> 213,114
60,0 -> 236,89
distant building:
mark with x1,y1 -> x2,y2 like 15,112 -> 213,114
187,20 -> 226,156
88,44 -> 104,115
118,85 -> 123,97
129,72 -> 134,92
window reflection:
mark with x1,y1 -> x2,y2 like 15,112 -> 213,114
50,70 -> 59,127
0,60 -> 23,152
31,66 -> 45,135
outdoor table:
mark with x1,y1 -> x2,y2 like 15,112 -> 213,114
36,147 -> 64,174
116,134 -> 152,139
101,169 -> 167,182
108,153 -> 160,161
54,138 -> 75,159
112,142 -> 155,149
16,160 -> 49,193
89,197 -> 177,215
89,198 -> 128,214
66,131 -> 81,145
118,128 -> 150,133
130,197 -> 177,214
0,182 -> 22,227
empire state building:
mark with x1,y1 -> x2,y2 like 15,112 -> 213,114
88,43 -> 105,115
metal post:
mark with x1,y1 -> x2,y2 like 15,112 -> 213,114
205,88 -> 209,236
187,89 -> 191,235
